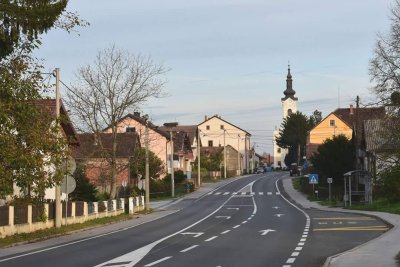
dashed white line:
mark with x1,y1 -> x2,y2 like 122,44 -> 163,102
291,252 -> 300,257
295,247 -> 303,251
233,225 -> 241,229
145,256 -> 172,266
221,230 -> 230,234
205,236 -> 218,242
302,235 -> 308,238
286,258 -> 296,264
241,192 -> 247,195
300,238 -> 306,242
242,221 -> 247,224
180,245 -> 199,253
267,192 -> 272,195
298,242 -> 305,246
223,192 -> 230,195
259,192 -> 264,195
215,192 -> 221,195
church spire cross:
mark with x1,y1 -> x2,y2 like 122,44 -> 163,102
282,64 -> 298,101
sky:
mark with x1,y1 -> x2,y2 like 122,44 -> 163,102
35,0 -> 393,154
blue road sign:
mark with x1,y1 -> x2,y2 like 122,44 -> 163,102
309,174 -> 319,184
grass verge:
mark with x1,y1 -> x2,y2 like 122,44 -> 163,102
345,199 -> 400,215
292,177 -> 301,191
0,212 -> 148,248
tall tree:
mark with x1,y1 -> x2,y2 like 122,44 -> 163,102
276,111 -> 314,166
0,0 -> 88,59
66,45 -> 167,198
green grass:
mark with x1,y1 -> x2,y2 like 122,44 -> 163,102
345,199 -> 400,215
0,212 -> 146,248
292,178 -> 301,191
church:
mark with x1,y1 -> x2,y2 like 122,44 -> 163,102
273,66 -> 298,168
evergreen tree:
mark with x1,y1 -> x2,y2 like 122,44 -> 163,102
69,164 -> 98,202
130,148 -> 165,180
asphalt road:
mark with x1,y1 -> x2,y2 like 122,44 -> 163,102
0,173 -> 389,267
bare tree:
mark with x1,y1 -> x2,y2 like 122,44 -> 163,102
66,45 -> 167,198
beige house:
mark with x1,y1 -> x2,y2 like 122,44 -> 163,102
198,115 -> 251,174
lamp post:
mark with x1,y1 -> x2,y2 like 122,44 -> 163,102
164,122 -> 178,197
197,129 -> 201,187
54,68 -> 62,228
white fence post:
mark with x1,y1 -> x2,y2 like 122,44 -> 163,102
9,206 -> 14,226
129,197 -> 134,214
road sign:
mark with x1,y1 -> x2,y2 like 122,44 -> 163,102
61,175 -> 76,194
327,178 -> 333,184
309,174 -> 319,184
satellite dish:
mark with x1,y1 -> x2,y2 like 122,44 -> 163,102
61,175 -> 76,194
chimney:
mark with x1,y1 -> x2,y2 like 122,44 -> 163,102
349,105 -> 354,115
204,115 -> 208,121
134,111 -> 140,117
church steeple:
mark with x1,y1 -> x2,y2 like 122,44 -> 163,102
281,64 -> 298,101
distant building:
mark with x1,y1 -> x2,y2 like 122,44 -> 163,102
273,66 -> 298,168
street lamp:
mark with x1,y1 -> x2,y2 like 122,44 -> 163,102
163,122 -> 178,197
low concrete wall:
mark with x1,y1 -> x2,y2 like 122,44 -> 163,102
0,198 -> 144,238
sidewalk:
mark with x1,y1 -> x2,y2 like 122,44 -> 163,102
281,177 -> 400,267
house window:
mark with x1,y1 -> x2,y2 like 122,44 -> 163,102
206,125 -> 210,130
277,148 -> 281,153
126,127 -> 136,132
220,125 -> 224,130
329,120 -> 335,127
208,140 -> 213,147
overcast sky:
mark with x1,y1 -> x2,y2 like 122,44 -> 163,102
35,0 -> 393,154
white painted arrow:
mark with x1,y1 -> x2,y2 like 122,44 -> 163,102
180,232 -> 204,237
274,214 -> 284,218
259,229 -> 276,235
272,206 -> 279,209
215,216 -> 231,219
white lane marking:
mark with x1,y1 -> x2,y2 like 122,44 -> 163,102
144,256 -> 172,266
283,265 -> 291,267
232,192 -> 238,195
180,245 -> 199,253
223,192 -> 230,195
272,206 -> 279,209
259,229 -> 276,235
181,232 -> 204,238
207,192 -> 213,195
221,230 -> 230,234
233,225 -> 241,229
276,192 -> 281,195
295,247 -> 303,251
242,221 -> 247,224
300,238 -> 306,242
286,258 -> 296,264
267,192 -> 273,195
241,192 -> 247,195
275,214 -> 284,217
250,192 -> 255,195
302,235 -> 308,238
259,192 -> 264,195
205,236 -> 218,242
291,252 -> 300,256
215,192 -> 222,195
248,217 -> 252,220
298,242 -> 305,246
227,207 -> 239,210
215,216 -> 231,219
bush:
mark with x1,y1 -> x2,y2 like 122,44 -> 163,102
164,170 -> 186,184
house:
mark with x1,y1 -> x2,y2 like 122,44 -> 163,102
158,125 -> 197,178
198,115 -> 251,174
102,112 -> 170,176
201,145 -> 241,177
72,132 -> 139,191
306,105 -> 385,159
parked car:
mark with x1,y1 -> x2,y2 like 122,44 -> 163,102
256,167 -> 264,174
289,163 -> 300,176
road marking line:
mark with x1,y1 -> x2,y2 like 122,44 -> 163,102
300,238 -> 306,242
232,192 -> 238,195
241,192 -> 247,195
314,226 -> 389,231
215,192 -> 222,195
145,256 -> 172,266
223,192 -> 230,195
207,192 -> 213,195
286,258 -> 296,263
215,216 -> 231,219
221,230 -> 230,234
233,225 -> 241,229
303,232 -> 308,235
180,245 -> 199,253
259,192 -> 264,195
248,217 -> 252,220
302,235 -> 308,238
313,217 -> 375,220
298,242 -> 305,246
251,192 -> 255,195
276,192 -> 281,195
291,252 -> 300,256
242,221 -> 247,224
295,247 -> 303,251
283,265 -> 291,267
267,192 -> 272,195
205,236 -> 218,242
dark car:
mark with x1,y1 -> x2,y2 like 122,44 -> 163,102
289,163 -> 300,176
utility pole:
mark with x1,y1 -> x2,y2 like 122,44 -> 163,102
197,129 -> 201,187
224,129 -> 227,179
237,135 -> 240,176
164,122 -> 178,197
54,68 -> 61,228
144,116 -> 150,210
